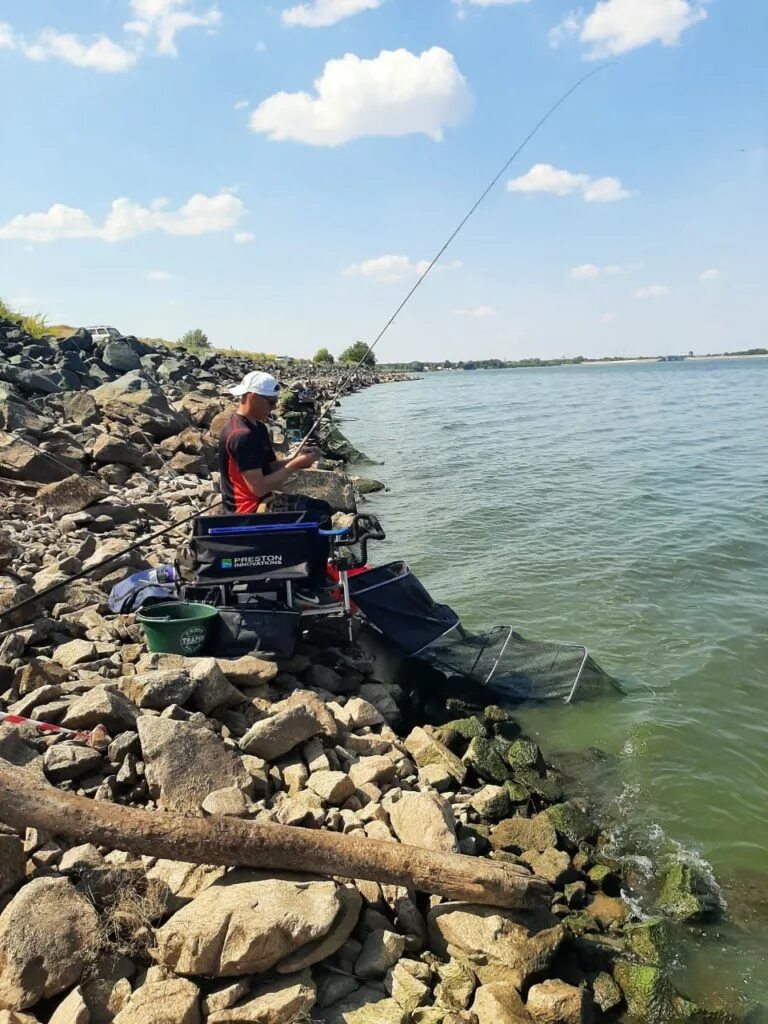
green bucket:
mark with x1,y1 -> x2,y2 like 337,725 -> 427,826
137,602 -> 219,657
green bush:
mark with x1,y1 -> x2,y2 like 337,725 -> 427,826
313,347 -> 334,364
340,340 -> 376,367
0,297 -> 51,340
178,328 -> 210,351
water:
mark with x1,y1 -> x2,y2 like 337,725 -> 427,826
339,359 -> 768,1012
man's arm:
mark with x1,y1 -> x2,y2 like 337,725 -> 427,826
242,450 -> 318,499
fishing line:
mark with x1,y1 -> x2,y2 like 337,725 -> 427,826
0,64 -> 610,625
295,62 -> 612,452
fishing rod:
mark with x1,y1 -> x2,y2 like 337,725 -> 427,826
0,66 -> 609,627
295,62 -> 612,453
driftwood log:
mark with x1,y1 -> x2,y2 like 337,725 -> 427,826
0,760 -> 550,909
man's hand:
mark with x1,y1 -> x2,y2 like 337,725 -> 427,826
289,449 -> 319,471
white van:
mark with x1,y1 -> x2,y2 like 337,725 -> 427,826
87,326 -> 121,343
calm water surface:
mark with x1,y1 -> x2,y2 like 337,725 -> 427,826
340,359 -> 768,1012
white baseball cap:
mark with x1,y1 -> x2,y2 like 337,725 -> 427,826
229,371 -> 281,398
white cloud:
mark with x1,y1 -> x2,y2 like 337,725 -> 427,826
282,0 -> 381,28
1,1 -> 219,74
551,0 -> 707,59
601,311 -> 618,323
507,163 -> 631,202
453,306 -> 496,318
636,284 -> 670,299
250,47 -> 472,146
0,190 -> 246,243
125,0 -> 222,56
570,263 -> 601,280
604,264 -> 625,275
234,231 -> 256,244
0,22 -> 15,49
453,0 -> 531,10
234,99 -> 249,110
343,254 -> 461,282
548,12 -> 582,47
148,270 -> 173,280
21,30 -> 138,72
700,268 -> 720,282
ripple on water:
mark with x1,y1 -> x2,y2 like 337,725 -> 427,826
340,359 -> 768,1001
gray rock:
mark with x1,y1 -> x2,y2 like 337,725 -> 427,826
388,791 -> 458,853
112,976 -> 200,1024
62,686 -> 138,732
188,659 -> 245,714
52,639 -> 97,669
201,786 -> 251,818
428,903 -> 564,993
0,835 -> 25,899
48,985 -> 90,1024
239,705 -> 325,760
43,744 -> 103,782
307,770 -> 356,806
37,475 -> 108,515
154,877 -> 344,976
0,877 -> 100,1010
354,929 -> 407,980
138,716 -> 251,813
102,339 -> 142,373
121,670 -> 196,711
206,971 -> 315,1024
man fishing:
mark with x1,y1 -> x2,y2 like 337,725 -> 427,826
218,370 -> 320,514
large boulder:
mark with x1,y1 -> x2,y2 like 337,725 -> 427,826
0,384 -> 52,436
138,717 -> 251,814
0,435 -> 69,483
388,792 -> 458,853
239,705 -> 326,760
278,468 -> 356,513
36,475 -> 108,515
655,862 -> 720,922
112,974 -> 200,1024
61,686 -> 138,733
0,877 -> 100,1010
89,372 -> 186,440
154,877 -> 351,977
526,979 -> 589,1023
102,339 -> 142,373
207,971 -> 315,1024
428,903 -> 564,992
403,727 -> 466,785
490,814 -> 557,854
472,982 -> 532,1024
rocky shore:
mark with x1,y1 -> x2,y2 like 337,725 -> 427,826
0,320 -> 744,1024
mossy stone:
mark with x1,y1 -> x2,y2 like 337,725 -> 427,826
624,918 -> 672,966
544,801 -> 597,848
514,767 -> 565,804
503,779 -> 529,804
434,716 -> 487,749
613,960 -> 675,1024
505,739 -> 541,769
656,862 -> 718,923
462,736 -> 513,784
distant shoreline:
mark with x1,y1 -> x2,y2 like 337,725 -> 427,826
575,353 -> 768,367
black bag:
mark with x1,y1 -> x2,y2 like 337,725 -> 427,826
214,605 -> 300,658
190,512 -> 330,586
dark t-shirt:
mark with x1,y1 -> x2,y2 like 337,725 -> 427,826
218,413 -> 276,514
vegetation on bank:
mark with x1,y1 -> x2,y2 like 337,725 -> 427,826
2,298 -> 763,366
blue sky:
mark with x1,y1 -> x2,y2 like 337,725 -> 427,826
0,0 -> 766,360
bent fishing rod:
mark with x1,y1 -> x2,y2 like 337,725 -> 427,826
0,65 -> 610,627
295,62 -> 612,453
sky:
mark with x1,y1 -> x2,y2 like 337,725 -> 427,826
0,0 -> 766,361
